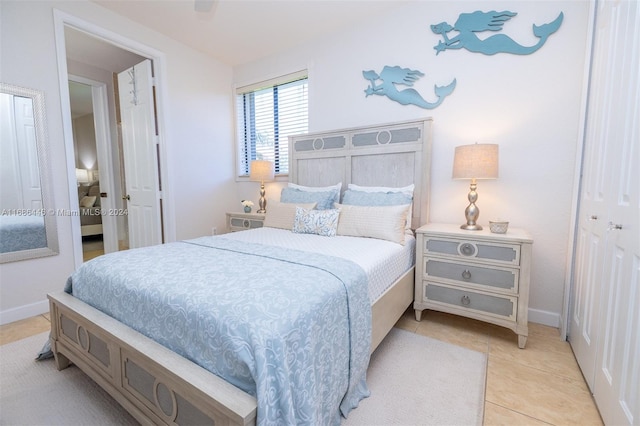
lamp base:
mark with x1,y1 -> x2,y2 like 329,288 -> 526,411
460,223 -> 483,231
257,182 -> 267,213
461,179 -> 483,231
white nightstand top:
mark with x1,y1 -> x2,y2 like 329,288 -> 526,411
227,212 -> 266,219
416,223 -> 533,244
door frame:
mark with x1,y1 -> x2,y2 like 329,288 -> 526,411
562,0 -> 597,341
68,75 -> 118,254
53,9 -> 175,268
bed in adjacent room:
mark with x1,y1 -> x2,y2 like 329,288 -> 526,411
46,118 -> 433,425
78,182 -> 103,237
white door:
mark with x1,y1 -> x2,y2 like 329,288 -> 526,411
570,1 -> 640,424
117,59 -> 163,249
14,96 -> 42,209
591,1 -> 640,423
569,0 -> 611,386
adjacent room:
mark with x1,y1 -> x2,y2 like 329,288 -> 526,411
0,0 -> 637,425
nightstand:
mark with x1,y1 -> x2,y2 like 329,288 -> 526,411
414,223 -> 533,348
226,212 -> 266,232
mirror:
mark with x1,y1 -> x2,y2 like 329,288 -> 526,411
0,83 -> 58,263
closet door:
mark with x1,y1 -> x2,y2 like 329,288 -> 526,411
570,1 -> 639,425
591,1 -> 639,424
569,0 -> 615,391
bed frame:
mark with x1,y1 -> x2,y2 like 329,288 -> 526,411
48,118 -> 433,425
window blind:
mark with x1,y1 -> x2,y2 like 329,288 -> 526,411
236,73 -> 308,176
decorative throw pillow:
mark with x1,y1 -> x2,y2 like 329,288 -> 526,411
335,203 -> 410,245
287,182 -> 342,204
293,207 -> 340,237
263,200 -> 317,230
79,195 -> 97,208
280,187 -> 338,210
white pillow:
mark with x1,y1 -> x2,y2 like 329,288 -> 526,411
335,203 -> 410,245
263,200 -> 317,230
79,195 -> 97,208
344,183 -> 415,231
288,182 -> 342,204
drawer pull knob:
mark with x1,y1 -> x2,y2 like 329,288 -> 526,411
462,270 -> 472,280
243,219 -> 250,228
461,295 -> 471,306
459,242 -> 477,257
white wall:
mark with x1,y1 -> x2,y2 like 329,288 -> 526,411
0,0 -> 235,323
73,114 -> 97,170
234,0 -> 592,325
0,0 -> 591,327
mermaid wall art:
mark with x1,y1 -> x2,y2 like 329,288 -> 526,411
431,10 -> 564,56
362,66 -> 456,109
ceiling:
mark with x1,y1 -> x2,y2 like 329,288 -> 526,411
89,0 -> 406,67
65,1 -> 406,117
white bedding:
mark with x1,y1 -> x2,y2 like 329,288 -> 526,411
222,227 -> 416,302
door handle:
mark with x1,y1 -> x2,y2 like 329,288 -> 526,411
607,221 -> 623,231
100,192 -> 107,198
122,195 -> 130,201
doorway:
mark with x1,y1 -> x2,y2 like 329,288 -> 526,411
54,12 -> 172,268
68,77 -> 123,261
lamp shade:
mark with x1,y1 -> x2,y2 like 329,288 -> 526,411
452,143 -> 499,180
249,160 -> 275,182
75,168 -> 90,184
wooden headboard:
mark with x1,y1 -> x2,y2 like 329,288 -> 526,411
289,118 -> 433,228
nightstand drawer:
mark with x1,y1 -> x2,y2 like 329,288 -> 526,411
229,217 -> 263,230
423,282 -> 517,320
424,237 -> 520,266
424,259 -> 518,293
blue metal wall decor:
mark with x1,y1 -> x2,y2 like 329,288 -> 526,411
363,66 -> 456,109
431,10 -> 564,55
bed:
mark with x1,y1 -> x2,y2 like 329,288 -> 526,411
78,182 -> 103,237
47,118 -> 433,425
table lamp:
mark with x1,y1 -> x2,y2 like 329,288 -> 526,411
250,160 -> 275,213
452,143 -> 499,230
75,168 -> 90,185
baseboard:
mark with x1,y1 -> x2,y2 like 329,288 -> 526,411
528,307 -> 561,328
0,300 -> 49,325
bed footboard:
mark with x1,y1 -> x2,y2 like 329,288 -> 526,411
48,291 -> 257,426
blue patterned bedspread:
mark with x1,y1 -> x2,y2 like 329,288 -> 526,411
66,236 -> 371,425
0,215 -> 47,253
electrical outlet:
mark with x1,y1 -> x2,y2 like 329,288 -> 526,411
212,227 -> 217,235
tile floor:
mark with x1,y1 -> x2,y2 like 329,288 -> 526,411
1,308 -> 603,425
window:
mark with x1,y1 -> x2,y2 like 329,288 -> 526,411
236,71 -> 308,177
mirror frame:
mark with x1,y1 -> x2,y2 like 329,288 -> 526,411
0,82 -> 59,263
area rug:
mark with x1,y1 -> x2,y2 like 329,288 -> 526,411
0,328 -> 486,425
344,328 -> 486,425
